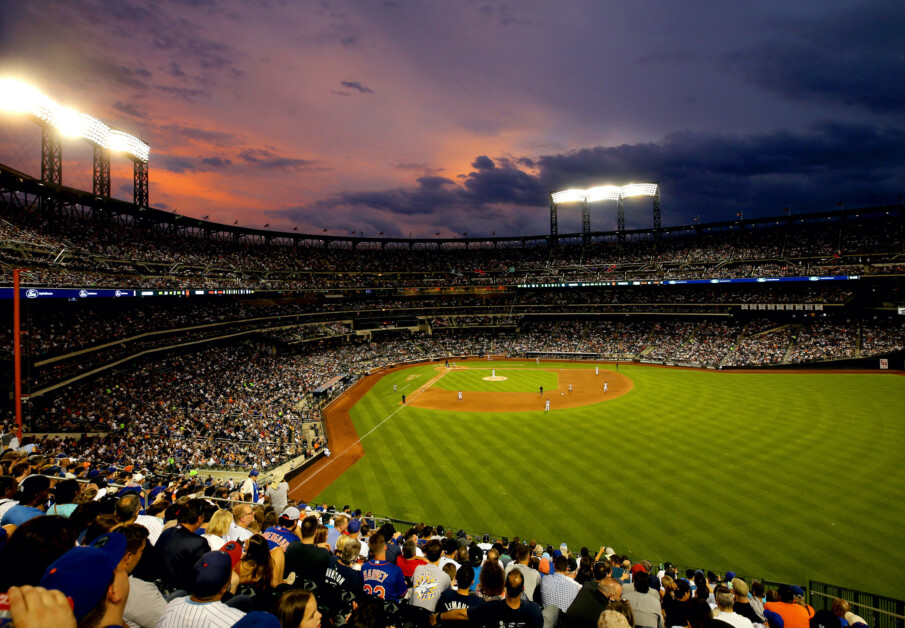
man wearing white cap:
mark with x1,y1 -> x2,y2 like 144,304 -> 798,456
263,507 -> 303,551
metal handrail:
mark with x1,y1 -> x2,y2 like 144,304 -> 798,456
810,590 -> 905,620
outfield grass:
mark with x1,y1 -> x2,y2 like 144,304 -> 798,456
315,361 -> 905,598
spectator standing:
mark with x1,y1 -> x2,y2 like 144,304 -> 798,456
411,539 -> 451,611
623,570 -> 663,628
155,499 -> 210,592
540,554 -> 581,612
284,515 -> 331,586
361,533 -> 408,603
265,475 -> 289,515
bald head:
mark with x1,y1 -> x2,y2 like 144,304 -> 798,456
505,569 -> 524,601
600,577 -> 623,600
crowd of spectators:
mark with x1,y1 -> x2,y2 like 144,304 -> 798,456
3,203 -> 903,293
723,322 -> 794,368
0,455 -> 871,628
786,321 -> 859,364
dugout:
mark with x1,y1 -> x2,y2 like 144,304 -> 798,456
312,373 -> 350,398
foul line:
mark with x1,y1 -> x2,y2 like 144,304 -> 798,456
290,369 -> 449,492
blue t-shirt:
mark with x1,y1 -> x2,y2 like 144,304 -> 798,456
439,588 -> 485,613
361,559 -> 408,602
1,505 -> 45,527
262,525 -> 299,551
326,555 -> 364,593
469,599 -> 543,628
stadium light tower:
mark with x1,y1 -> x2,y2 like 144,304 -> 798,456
550,182 -> 660,242
0,78 -> 150,205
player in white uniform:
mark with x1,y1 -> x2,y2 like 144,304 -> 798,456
545,399 -> 550,411
394,383 -> 397,392
595,366 -> 599,375
457,391 -> 463,401
604,381 -> 608,392
569,383 -> 573,393
492,369 -> 495,377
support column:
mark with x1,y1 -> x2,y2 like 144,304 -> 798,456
93,145 -> 111,197
617,197 -> 626,243
550,199 -> 558,243
40,124 -> 62,185
653,191 -> 661,232
581,198 -> 591,242
134,160 -> 149,207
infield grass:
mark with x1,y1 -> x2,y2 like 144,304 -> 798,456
433,367 -> 559,392
315,361 -> 905,598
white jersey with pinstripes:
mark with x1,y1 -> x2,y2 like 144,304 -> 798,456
156,596 -> 245,628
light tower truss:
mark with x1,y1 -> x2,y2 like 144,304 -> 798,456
550,183 -> 660,241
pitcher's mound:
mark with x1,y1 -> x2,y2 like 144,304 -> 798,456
483,376 -> 508,381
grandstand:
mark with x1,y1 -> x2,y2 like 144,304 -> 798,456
1,159 -> 904,627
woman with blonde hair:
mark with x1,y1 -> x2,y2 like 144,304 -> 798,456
203,509 -> 233,550
335,533 -> 350,557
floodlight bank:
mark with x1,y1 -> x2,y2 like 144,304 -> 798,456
551,182 -> 658,204
0,78 -> 149,163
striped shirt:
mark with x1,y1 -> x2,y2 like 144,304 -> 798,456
226,521 -> 254,543
135,515 -> 165,546
157,596 -> 245,628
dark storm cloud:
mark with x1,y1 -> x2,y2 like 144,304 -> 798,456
278,155 -> 546,223
157,153 -> 233,173
723,1 -> 905,113
237,148 -> 320,170
340,80 -> 374,94
156,154 -> 199,174
274,122 -> 905,235
200,156 -> 232,168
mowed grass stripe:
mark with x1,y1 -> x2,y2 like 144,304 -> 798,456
317,364 -> 905,598
395,409 -> 492,526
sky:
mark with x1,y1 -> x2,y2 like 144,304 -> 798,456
0,0 -> 904,238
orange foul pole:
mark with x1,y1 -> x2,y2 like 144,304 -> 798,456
13,269 -> 22,440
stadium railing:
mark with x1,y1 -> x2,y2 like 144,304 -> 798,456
346,511 -> 905,626
810,581 -> 905,628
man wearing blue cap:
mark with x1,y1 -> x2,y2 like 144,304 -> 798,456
240,469 -> 260,503
39,531 -> 131,628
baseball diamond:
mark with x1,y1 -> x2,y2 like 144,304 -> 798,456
288,359 -> 905,599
